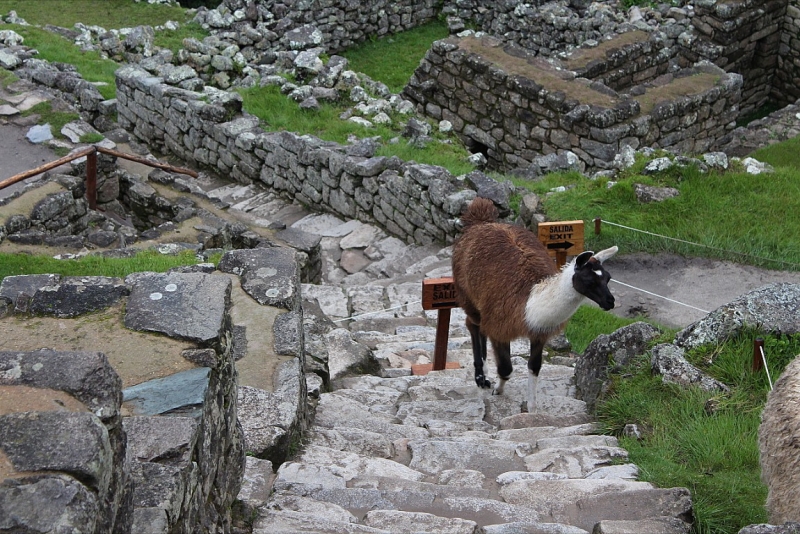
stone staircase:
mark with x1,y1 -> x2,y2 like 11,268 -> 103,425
192,177 -> 694,534
250,355 -> 692,533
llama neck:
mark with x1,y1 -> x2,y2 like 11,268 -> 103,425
524,261 -> 585,334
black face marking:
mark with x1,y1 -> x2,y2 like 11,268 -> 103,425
572,258 -> 615,311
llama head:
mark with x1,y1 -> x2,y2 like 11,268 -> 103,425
571,247 -> 618,311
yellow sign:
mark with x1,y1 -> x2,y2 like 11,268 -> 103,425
537,220 -> 584,258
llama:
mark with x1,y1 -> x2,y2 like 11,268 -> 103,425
452,197 -> 618,412
759,353 -> 800,523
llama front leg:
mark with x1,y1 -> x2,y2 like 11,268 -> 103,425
527,339 -> 545,413
466,318 -> 491,389
491,340 -> 512,396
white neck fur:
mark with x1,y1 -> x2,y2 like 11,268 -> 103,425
524,260 -> 586,334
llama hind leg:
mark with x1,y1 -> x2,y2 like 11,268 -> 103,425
466,317 -> 491,389
491,340 -> 512,396
527,339 -> 545,413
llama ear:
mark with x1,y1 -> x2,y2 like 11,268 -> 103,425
593,246 -> 619,264
575,250 -> 594,268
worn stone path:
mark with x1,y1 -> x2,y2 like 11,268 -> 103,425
200,182 -> 694,534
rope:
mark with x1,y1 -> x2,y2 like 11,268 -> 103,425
760,345 -> 774,391
610,279 -> 710,314
599,220 -> 800,269
332,299 -> 423,323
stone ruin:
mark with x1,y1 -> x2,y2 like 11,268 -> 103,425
3,0 -> 800,531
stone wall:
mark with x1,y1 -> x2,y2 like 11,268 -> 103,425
776,1 -> 800,106
115,65 -> 480,246
681,0 -> 788,116
404,35 -> 741,172
0,244 -> 307,532
217,0 -> 441,55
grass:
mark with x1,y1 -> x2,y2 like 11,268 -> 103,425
238,84 -> 475,176
512,159 -> 800,272
0,249 -> 212,283
21,101 -> 80,138
598,331 -> 800,533
339,20 -> 449,94
0,0 -> 190,29
5,24 -> 120,99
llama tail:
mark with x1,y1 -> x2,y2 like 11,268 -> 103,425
461,197 -> 498,228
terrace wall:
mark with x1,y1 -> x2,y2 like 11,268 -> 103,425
404,35 -> 741,172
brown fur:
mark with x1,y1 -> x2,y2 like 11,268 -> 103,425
452,198 -> 560,344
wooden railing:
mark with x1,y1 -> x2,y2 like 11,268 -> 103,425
0,146 -> 198,210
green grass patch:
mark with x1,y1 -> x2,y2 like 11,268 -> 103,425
598,331 -> 800,533
340,20 -> 449,94
0,249 -> 210,283
153,21 -> 208,55
238,84 -> 475,176
21,101 -> 80,138
79,132 -> 105,144
6,24 -> 119,99
510,163 -> 800,271
0,0 -> 190,29
750,135 -> 800,169
0,67 -> 18,89
563,305 -> 645,354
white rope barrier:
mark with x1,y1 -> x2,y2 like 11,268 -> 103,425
760,345 -> 774,391
332,299 -> 423,323
599,219 -> 800,270
610,279 -> 711,314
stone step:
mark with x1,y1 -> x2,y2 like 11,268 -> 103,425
273,445 -> 427,492
523,445 -> 630,478
395,397 -> 487,425
408,437 -> 532,480
499,479 -> 692,531
494,423 -> 599,443
313,393 -> 431,441
362,510 -> 479,534
253,509 -> 390,534
482,523 -> 590,534
350,474 -> 493,500
310,428 -> 396,459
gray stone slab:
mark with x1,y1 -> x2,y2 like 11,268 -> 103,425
0,349 -> 121,421
125,272 -> 231,343
122,367 -> 210,416
408,438 -> 529,478
363,510 -> 478,534
314,394 -> 430,441
311,428 -> 395,458
0,274 -> 60,306
482,523 -> 589,534
495,424 -> 598,444
499,479 -> 655,524
264,492 -> 358,524
30,276 -> 128,317
218,247 -> 299,310
238,456 -> 275,508
26,123 -> 53,143
123,415 -> 198,464
585,464 -> 640,480
131,508 -> 169,534
572,487 -> 693,531
274,445 -> 425,491
523,445 -> 629,478
396,398 -> 486,424
439,496 -> 543,525
0,411 -> 112,493
130,460 -> 195,520
0,103 -> 19,116
254,510 -> 390,534
592,517 -> 691,533
0,475 -> 100,532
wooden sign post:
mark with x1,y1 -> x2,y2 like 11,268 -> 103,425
416,278 -> 461,375
537,220 -> 584,267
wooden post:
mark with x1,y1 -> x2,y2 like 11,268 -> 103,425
417,277 -> 460,375
594,217 -> 602,235
753,337 -> 765,372
86,149 -> 98,210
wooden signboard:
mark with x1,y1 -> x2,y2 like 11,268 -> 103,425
422,277 -> 458,310
537,220 -> 585,261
